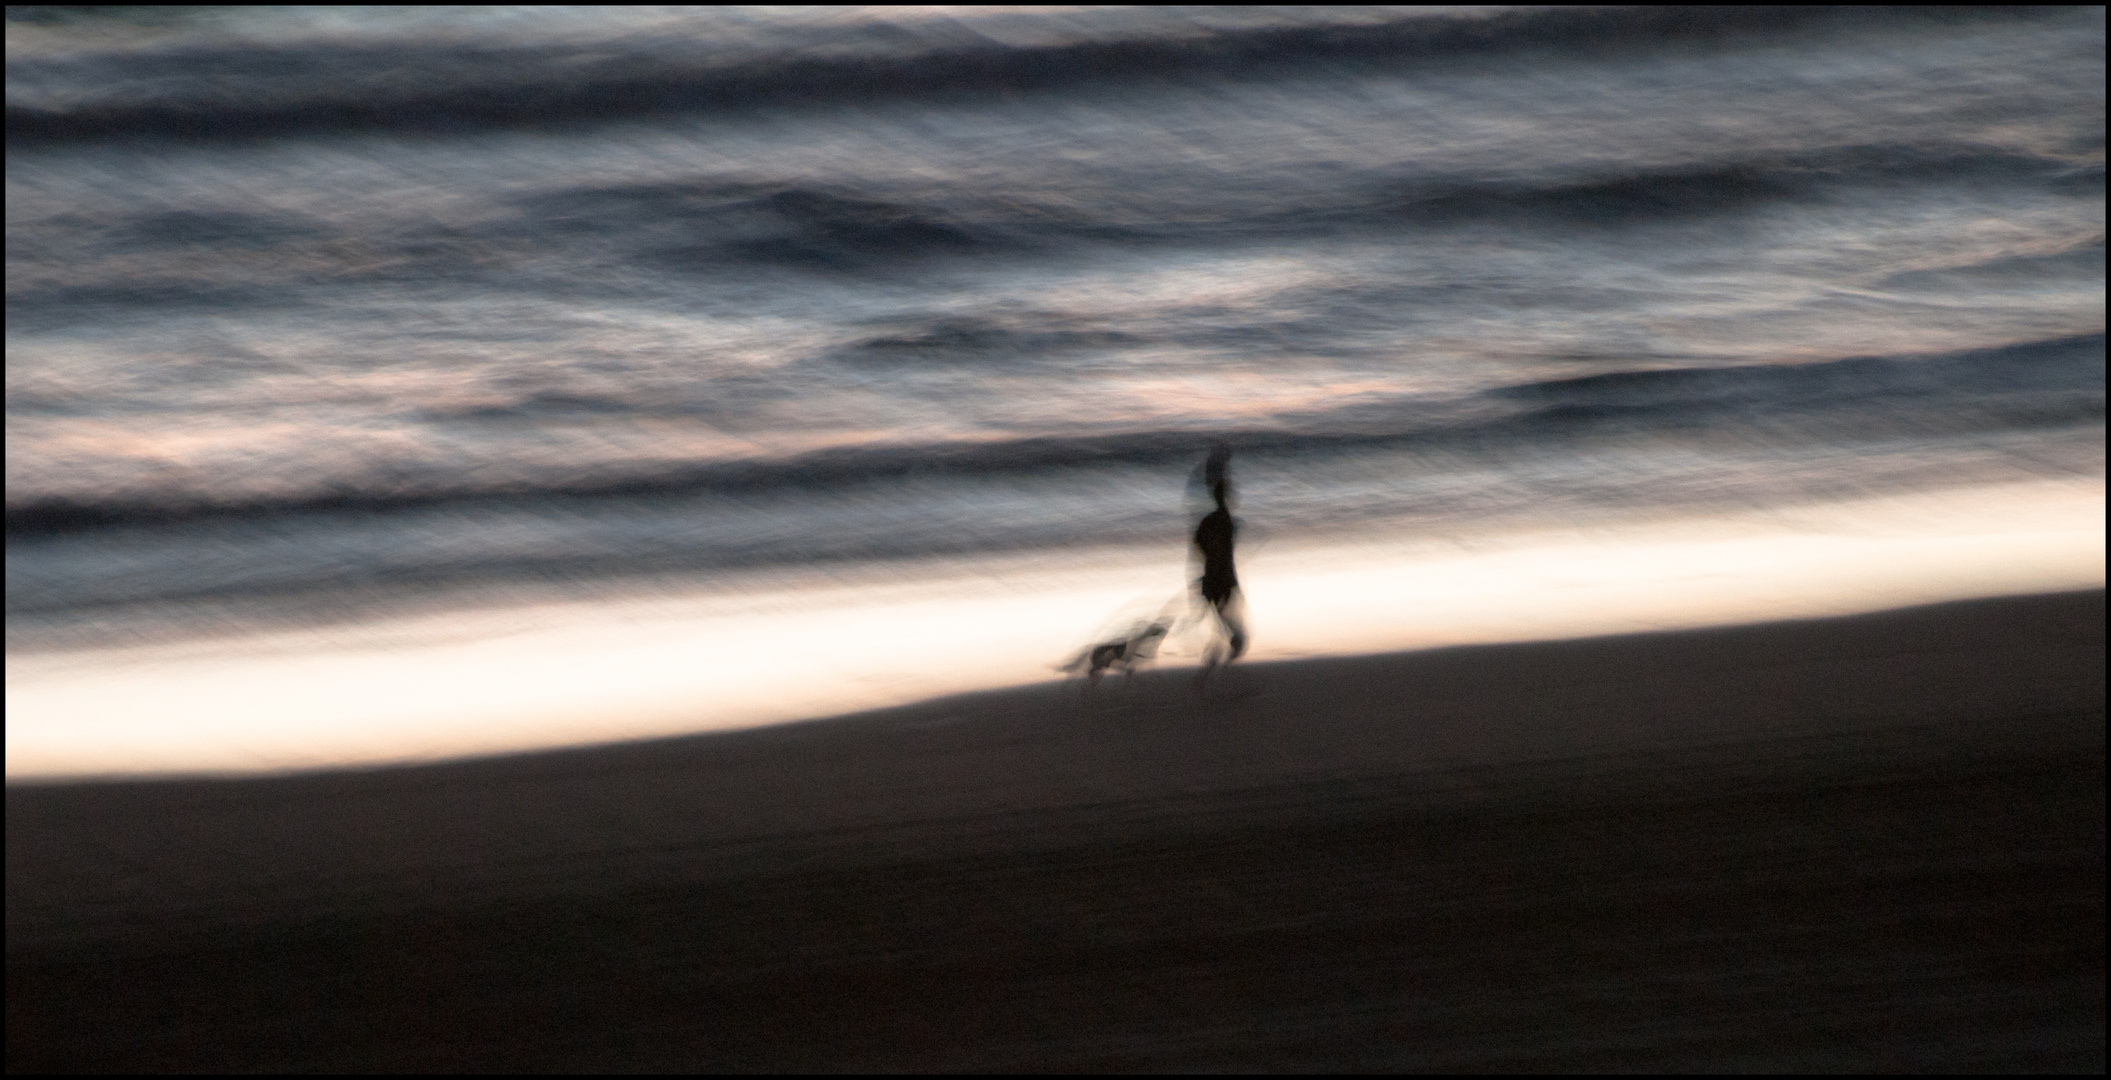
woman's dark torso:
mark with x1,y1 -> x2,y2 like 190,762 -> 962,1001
1194,507 -> 1237,601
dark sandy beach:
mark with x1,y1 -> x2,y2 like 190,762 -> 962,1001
7,589 -> 2103,1072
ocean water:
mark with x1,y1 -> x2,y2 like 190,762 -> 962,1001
5,7 -> 2105,772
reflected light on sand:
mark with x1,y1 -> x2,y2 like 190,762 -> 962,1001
7,478 -> 2102,780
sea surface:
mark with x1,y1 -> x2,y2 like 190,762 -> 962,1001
7,5 -> 2105,654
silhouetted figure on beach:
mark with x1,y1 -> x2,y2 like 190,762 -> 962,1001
1193,446 -> 1248,687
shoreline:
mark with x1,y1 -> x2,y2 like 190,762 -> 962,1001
8,476 -> 2103,780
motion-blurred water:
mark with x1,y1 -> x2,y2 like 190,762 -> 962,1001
7,6 -> 2104,648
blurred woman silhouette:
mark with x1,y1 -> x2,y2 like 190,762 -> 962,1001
1192,446 -> 1248,687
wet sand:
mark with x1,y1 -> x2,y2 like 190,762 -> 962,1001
7,589 -> 2103,1071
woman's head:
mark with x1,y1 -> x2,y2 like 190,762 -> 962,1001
1204,446 -> 1233,507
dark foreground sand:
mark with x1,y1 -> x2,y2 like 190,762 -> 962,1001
8,590 -> 2104,1072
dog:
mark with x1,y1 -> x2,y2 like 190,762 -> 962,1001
1058,617 -> 1174,690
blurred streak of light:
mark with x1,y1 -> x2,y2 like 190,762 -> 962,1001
6,478 -> 2102,781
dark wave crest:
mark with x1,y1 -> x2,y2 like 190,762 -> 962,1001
6,7 -> 2064,146
628,188 -> 988,272
1370,146 -> 2099,230
9,335 -> 2099,540
7,147 -> 2091,335
519,149 -> 2102,273
1494,334 -> 2104,415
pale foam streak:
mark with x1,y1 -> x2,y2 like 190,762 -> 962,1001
8,478 -> 2101,780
